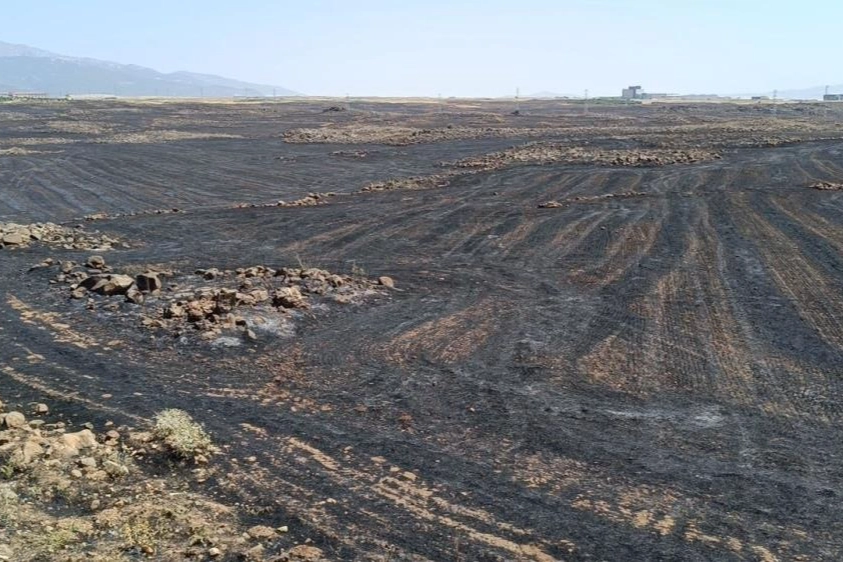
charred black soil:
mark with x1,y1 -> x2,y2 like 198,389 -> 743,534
2,98 -> 843,561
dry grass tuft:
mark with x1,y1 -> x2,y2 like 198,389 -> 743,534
153,409 -> 214,459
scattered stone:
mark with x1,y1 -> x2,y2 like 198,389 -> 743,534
102,459 -> 129,477
247,525 -> 277,540
33,403 -> 49,415
125,285 -> 144,304
135,271 -> 162,293
86,255 -> 106,269
208,547 -> 223,557
0,222 -> 121,251
3,412 -> 26,429
55,262 -> 392,342
52,429 -> 98,458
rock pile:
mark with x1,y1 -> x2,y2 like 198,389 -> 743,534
49,259 -> 393,342
360,173 -> 456,193
150,265 -> 388,340
283,125 -> 549,146
0,398 -> 293,561
235,192 -> 337,209
0,408 -> 129,484
84,208 -> 183,221
809,181 -> 843,191
449,144 -> 722,171
0,222 -> 122,250
538,191 -> 649,208
51,256 -> 167,303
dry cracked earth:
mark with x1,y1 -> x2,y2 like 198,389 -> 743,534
2,97 -> 843,561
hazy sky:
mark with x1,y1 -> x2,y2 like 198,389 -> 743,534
2,0 -> 840,97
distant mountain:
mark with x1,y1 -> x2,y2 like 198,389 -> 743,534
734,84 -> 843,101
526,91 -> 575,99
776,84 -> 843,100
0,40 -> 298,98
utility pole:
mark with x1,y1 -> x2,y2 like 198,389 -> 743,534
515,87 -> 520,114
824,85 -> 830,118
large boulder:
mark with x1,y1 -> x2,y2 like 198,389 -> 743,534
81,274 -> 134,296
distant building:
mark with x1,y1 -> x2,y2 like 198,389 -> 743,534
622,85 -> 642,99
751,96 -> 770,101
824,94 -> 842,101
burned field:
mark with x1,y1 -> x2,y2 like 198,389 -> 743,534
1,98 -> 843,561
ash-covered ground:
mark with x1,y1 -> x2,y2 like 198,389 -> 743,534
1,98 -> 843,561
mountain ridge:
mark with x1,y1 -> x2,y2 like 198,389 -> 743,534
0,40 -> 298,97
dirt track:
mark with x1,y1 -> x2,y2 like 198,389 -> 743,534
2,99 -> 843,560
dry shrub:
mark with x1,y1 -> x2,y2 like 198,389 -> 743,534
153,409 -> 214,458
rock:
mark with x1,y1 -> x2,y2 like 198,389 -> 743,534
244,544 -> 265,560
273,286 -> 305,308
102,459 -> 129,477
33,403 -> 49,415
135,272 -> 162,293
86,255 -> 106,269
79,457 -> 97,468
286,545 -> 325,561
98,275 -> 135,296
378,276 -> 395,289
70,469 -> 83,478
70,287 -> 87,299
0,484 -> 18,504
246,329 -> 257,341
208,547 -> 223,558
3,412 -> 26,428
0,544 -> 12,562
51,429 -> 98,458
164,303 -> 185,319
247,525 -> 276,540
125,285 -> 144,304
1,233 -> 23,246
203,268 -> 221,280
20,439 -> 44,464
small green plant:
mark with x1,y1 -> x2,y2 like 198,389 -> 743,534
153,409 -> 214,459
0,462 -> 15,480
